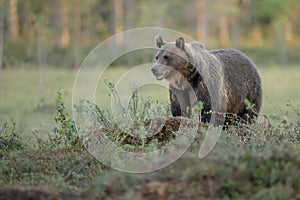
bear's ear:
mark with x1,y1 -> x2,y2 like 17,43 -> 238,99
155,35 -> 166,48
176,37 -> 185,50
199,43 -> 205,48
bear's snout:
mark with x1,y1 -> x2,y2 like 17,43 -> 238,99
151,65 -> 171,81
151,66 -> 157,74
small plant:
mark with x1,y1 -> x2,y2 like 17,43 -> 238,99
128,88 -> 139,121
0,120 -> 23,154
192,100 -> 203,120
86,80 -> 177,152
104,79 -> 170,122
244,98 -> 255,111
49,89 -> 81,148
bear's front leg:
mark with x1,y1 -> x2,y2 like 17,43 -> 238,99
169,86 -> 191,117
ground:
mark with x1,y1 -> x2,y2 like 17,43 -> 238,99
0,66 -> 300,199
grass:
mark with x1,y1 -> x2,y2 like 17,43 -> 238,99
0,65 -> 300,199
1,65 -> 299,135
259,66 -> 300,113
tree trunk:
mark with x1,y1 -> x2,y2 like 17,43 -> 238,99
113,0 -> 124,45
155,0 -> 164,27
24,2 -> 34,58
124,0 -> 135,29
74,0 -> 81,69
232,2 -> 241,49
219,16 -> 230,47
54,1 -> 61,49
60,0 -> 70,48
0,2 -> 4,81
196,0 -> 207,45
9,0 -> 19,40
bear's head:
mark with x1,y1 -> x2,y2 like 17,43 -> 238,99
151,35 -> 191,89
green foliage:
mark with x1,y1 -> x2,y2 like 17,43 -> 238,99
196,101 -> 204,111
90,81 -> 172,152
241,47 -> 300,66
0,120 -> 23,154
104,79 -> 169,122
244,98 -> 255,111
2,0 -> 300,67
253,0 -> 288,25
49,89 -> 81,148
1,86 -> 300,199
3,38 -> 35,68
0,64 -> 300,198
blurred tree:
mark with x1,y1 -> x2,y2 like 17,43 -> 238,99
196,0 -> 207,44
0,1 -> 5,80
93,0 -> 112,39
60,1 -> 70,48
138,0 -> 168,27
113,0 -> 124,44
253,0 -> 287,26
124,0 -> 136,29
74,0 -> 81,68
252,0 -> 293,67
54,0 -> 62,49
9,0 -> 19,40
1,0 -> 300,68
208,0 -> 238,47
36,5 -> 47,68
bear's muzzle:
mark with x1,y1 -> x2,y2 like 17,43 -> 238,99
151,65 -> 171,80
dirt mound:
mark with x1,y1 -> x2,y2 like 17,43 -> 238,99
0,187 -> 78,200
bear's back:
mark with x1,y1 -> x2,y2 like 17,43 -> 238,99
208,48 -> 262,115
209,49 -> 261,84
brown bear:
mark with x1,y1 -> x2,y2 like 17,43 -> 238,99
151,35 -> 262,125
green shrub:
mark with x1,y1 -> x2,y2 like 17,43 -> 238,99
0,120 -> 23,154
48,89 -> 81,148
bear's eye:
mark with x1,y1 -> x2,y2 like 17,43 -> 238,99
163,55 -> 169,60
155,56 -> 158,61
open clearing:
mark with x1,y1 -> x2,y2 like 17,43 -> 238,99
0,65 -> 300,199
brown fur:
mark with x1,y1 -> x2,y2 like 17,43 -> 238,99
151,35 -> 263,125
